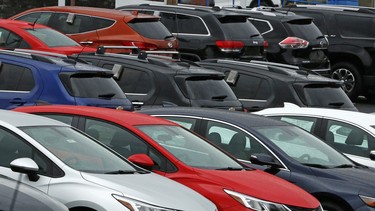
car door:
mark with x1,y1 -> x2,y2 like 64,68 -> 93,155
0,61 -> 43,109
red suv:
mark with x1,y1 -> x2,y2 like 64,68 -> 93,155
0,19 -> 95,55
10,6 -> 178,52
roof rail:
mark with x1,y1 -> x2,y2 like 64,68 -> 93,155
96,46 -> 140,54
0,49 -> 56,64
14,49 -> 68,58
250,60 -> 300,69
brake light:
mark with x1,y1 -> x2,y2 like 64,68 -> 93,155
216,41 -> 244,53
263,40 -> 269,49
122,41 -> 158,50
279,37 -> 309,49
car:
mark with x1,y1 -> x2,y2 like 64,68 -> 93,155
222,6 -> 330,74
74,48 -> 243,110
117,4 -> 266,61
197,59 -> 357,111
9,6 -> 178,52
276,4 -> 375,100
14,105 -> 323,211
0,174 -> 68,211
255,102 -> 375,168
0,49 -> 134,111
0,19 -> 96,55
138,106 -> 375,211
0,109 -> 217,211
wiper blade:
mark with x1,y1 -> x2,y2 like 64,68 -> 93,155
334,164 -> 355,168
215,167 -> 244,171
164,35 -> 175,40
104,170 -> 137,174
211,95 -> 227,100
98,93 -> 116,98
250,34 -> 260,38
302,163 -> 329,169
328,102 -> 344,107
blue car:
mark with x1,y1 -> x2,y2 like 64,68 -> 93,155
140,107 -> 375,211
0,50 -> 133,111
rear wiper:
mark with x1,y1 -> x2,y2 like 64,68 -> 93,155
316,35 -> 325,39
211,95 -> 227,101
98,93 -> 116,99
215,167 -> 244,171
250,34 -> 260,38
328,102 -> 344,107
164,35 -> 175,40
302,163 -> 329,169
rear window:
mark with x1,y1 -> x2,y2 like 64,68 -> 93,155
184,78 -> 238,100
219,16 -> 261,39
128,19 -> 173,40
283,19 -> 323,41
60,73 -> 125,99
26,28 -> 80,47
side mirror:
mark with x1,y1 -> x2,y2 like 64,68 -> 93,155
10,158 -> 40,182
66,13 -> 75,24
128,154 -> 154,171
226,70 -> 239,86
112,64 -> 124,80
250,153 -> 282,169
370,151 -> 375,161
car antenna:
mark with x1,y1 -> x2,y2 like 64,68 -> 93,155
29,14 -> 41,30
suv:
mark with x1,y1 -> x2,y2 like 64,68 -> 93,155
117,4 -> 266,61
74,48 -> 243,110
0,50 -> 133,110
277,5 -> 375,100
10,6 -> 177,52
223,7 -> 330,74
198,59 -> 357,111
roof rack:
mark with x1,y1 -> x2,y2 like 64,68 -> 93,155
0,49 -> 56,64
250,60 -> 300,69
14,49 -> 68,58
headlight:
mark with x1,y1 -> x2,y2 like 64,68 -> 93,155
113,194 -> 179,211
360,195 -> 375,207
224,189 -> 291,211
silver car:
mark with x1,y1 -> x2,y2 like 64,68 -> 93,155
0,110 -> 216,211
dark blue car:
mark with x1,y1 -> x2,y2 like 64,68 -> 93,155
140,107 -> 375,211
0,50 -> 133,111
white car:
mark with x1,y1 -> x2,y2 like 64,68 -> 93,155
255,103 -> 375,168
0,110 -> 216,211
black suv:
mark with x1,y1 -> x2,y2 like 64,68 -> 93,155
278,5 -> 375,100
74,49 -> 243,110
117,4 -> 265,61
223,7 -> 330,74
198,59 -> 357,112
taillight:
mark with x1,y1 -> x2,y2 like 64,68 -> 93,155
122,41 -> 158,50
216,41 -> 244,53
279,37 -> 309,49
263,40 -> 269,49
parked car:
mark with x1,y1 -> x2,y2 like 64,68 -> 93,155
139,106 -> 375,211
117,4 -> 266,61
0,19 -> 96,55
222,6 -> 330,74
0,49 -> 133,111
197,59 -> 356,111
75,49 -> 243,110
0,174 -> 68,211
9,6 -> 177,52
0,109 -> 217,211
14,105 -> 322,211
255,102 -> 375,168
277,4 -> 375,100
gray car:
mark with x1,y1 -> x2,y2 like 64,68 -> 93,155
0,110 -> 216,211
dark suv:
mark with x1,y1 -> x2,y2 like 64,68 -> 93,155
74,49 -> 243,110
117,4 -> 266,61
278,5 -> 375,100
223,6 -> 330,74
198,59 -> 357,112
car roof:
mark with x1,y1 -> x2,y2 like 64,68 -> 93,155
223,7 -> 314,21
256,103 -> 375,126
280,4 -> 375,14
13,105 -> 178,127
0,109 -> 67,127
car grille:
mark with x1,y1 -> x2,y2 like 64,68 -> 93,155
286,205 -> 323,211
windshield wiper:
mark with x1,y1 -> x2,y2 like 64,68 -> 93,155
215,167 -> 244,171
328,102 -> 344,107
333,164 -> 355,168
98,93 -> 116,99
302,163 -> 329,169
211,95 -> 227,101
104,170 -> 138,174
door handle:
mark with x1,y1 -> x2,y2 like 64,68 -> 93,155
80,41 -> 94,45
9,98 -> 26,105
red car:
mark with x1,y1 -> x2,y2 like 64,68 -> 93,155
0,19 -> 95,55
14,105 -> 322,211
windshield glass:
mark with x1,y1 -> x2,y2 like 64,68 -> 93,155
21,126 -> 136,173
128,19 -> 173,40
26,28 -> 80,47
302,85 -> 355,109
60,73 -> 126,99
253,125 -> 353,168
185,78 -> 238,101
137,125 -> 243,169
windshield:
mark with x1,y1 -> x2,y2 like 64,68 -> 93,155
60,73 -> 126,99
253,125 -> 353,168
137,125 -> 243,169
26,28 -> 80,47
128,19 -> 173,40
185,78 -> 238,101
302,85 -> 355,109
21,126 -> 136,173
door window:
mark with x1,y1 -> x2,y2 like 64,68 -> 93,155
50,13 -> 94,34
272,116 -> 317,133
0,63 -> 35,92
161,116 -> 198,130
0,28 -> 30,48
175,14 -> 209,35
14,12 -> 53,26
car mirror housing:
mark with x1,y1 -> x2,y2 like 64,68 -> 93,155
250,153 -> 282,168
128,154 -> 154,171
10,158 -> 40,182
370,151 -> 375,161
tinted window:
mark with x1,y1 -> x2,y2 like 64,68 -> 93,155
185,78 -> 238,100
176,14 -> 208,34
51,13 -> 94,34
336,14 -> 375,38
227,72 -> 271,100
128,19 -> 173,40
0,28 -> 30,48
293,12 -> 327,34
219,16 -> 260,39
14,12 -> 53,26
251,19 -> 272,35
0,63 -> 34,91
284,19 -> 323,41
116,67 -> 152,94
26,28 -> 80,47
91,17 -> 115,30
159,12 -> 177,33
59,73 -> 125,99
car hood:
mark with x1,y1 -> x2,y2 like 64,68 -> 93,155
194,168 -> 320,208
80,172 -> 216,211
